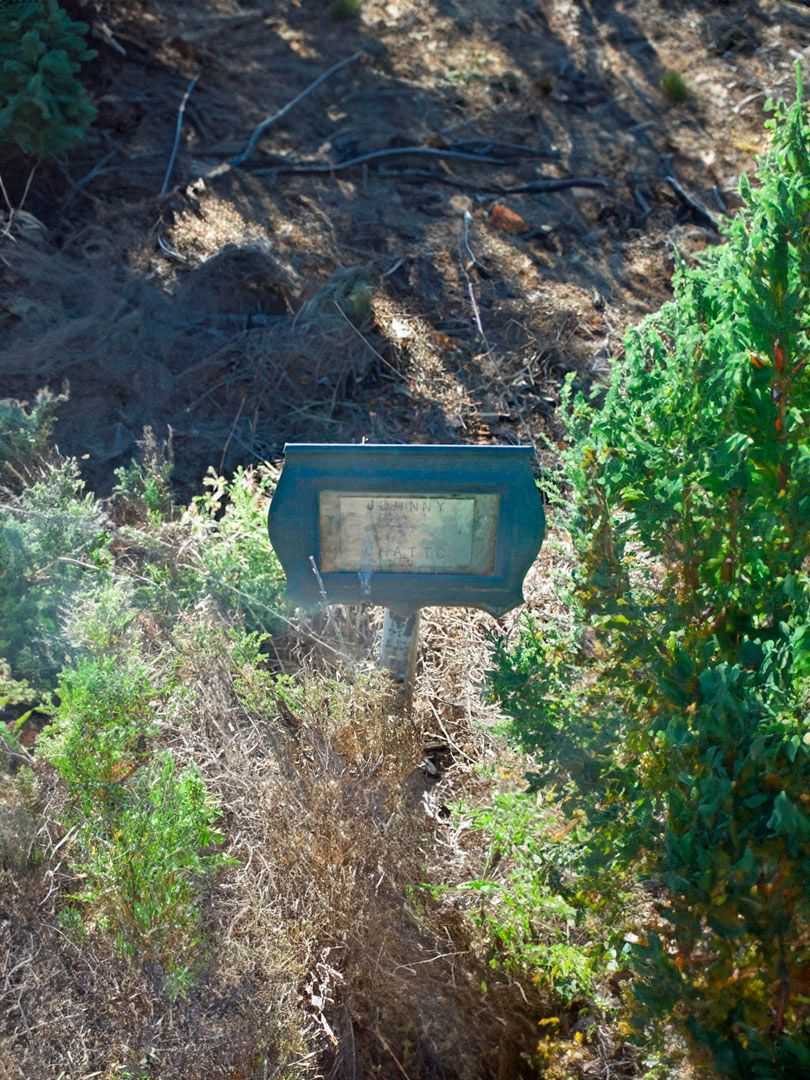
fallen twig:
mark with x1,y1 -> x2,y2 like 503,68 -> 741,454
178,10 -> 267,44
232,50 -> 365,167
219,393 -> 246,473
156,230 -> 188,262
373,1028 -> 413,1080
458,211 -> 488,349
61,149 -> 119,210
0,164 -> 37,239
374,168 -> 609,196
664,174 -> 720,232
733,89 -> 767,115
160,75 -> 199,196
633,185 -> 652,220
447,138 -> 561,160
332,300 -> 401,378
246,145 -> 512,174
246,144 -> 607,192
460,209 -> 478,271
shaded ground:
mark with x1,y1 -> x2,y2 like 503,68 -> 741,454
3,0 -> 807,497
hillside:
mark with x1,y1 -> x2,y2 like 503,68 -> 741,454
1,2 -> 809,1078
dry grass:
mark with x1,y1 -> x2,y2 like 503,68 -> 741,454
0,236 -> 387,493
0,558 -> 554,1079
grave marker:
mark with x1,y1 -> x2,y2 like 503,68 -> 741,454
268,444 -> 544,680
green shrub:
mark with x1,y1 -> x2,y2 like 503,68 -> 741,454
39,657 -> 231,989
660,70 -> 689,105
112,427 -> 174,525
60,577 -> 140,659
329,0 -> 363,19
70,753 -> 231,988
0,658 -> 35,768
492,69 -> 810,1076
37,655 -> 157,816
453,792 -> 618,1006
0,388 -> 66,479
174,465 -> 287,633
0,0 -> 97,157
0,459 -> 111,686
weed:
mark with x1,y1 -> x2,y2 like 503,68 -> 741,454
39,656 -> 231,985
0,388 -> 66,483
177,465 -> 287,633
61,577 -> 141,660
37,655 -> 157,817
0,458 -> 111,686
660,70 -> 689,104
112,427 -> 174,525
443,791 -> 625,1006
71,753 -> 232,981
330,0 -> 363,19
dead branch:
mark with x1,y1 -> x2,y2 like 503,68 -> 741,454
232,50 -> 366,167
247,145 -> 515,176
160,75 -> 200,197
374,168 -> 609,196
664,174 -> 720,233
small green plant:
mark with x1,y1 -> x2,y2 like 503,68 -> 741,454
37,656 -> 157,816
0,458 -> 111,686
0,388 -> 66,481
61,578 -> 140,659
0,659 -> 36,767
71,753 -> 231,979
493,69 -> 810,1077
0,659 -> 34,715
39,658 -> 231,986
329,0 -> 363,19
660,70 -> 689,105
453,792 -> 618,1005
112,427 -> 174,524
0,0 -> 97,157
175,465 -> 287,633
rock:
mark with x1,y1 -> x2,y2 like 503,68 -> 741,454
175,243 -> 298,319
489,203 -> 528,234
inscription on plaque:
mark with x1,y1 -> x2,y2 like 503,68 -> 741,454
319,491 -> 499,575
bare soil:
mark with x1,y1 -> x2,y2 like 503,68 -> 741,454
3,0 -> 807,497
1,2 -> 808,1078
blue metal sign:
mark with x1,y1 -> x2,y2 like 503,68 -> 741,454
268,443 -> 544,616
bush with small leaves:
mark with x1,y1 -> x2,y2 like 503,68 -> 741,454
0,0 -> 97,158
0,458 -> 111,687
492,69 -> 810,1077
37,655 -> 157,817
70,753 -> 232,985
0,388 -> 66,480
451,792 -> 617,1006
39,658 -> 231,988
173,465 -> 287,633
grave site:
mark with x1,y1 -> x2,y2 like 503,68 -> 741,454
1,1 -> 809,1078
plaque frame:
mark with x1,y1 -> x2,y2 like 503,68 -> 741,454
267,443 -> 545,617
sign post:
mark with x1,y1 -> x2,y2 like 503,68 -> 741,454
268,444 -> 545,682
380,608 -> 421,683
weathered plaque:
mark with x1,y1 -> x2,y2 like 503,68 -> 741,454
319,492 -> 498,574
268,444 -> 544,617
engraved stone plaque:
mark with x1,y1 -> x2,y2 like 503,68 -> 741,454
318,492 -> 499,575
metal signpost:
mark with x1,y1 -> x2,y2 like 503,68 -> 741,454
268,444 -> 545,683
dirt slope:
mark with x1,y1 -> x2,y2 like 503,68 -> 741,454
2,0 -> 807,496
